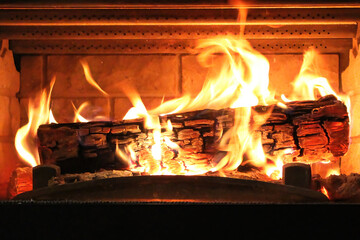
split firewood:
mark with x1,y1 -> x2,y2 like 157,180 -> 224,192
37,94 -> 349,174
7,167 -> 32,199
48,169 -> 134,187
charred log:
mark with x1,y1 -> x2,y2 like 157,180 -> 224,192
313,173 -> 360,202
7,167 -> 32,199
37,95 -> 349,173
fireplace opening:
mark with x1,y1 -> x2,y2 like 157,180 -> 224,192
1,1 -> 360,203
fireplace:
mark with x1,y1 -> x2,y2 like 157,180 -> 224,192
1,0 -> 360,203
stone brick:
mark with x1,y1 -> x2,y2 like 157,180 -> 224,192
337,94 -> 360,174
347,94 -> 360,137
20,97 -> 111,124
342,51 -> 360,94
0,44 -> 19,96
0,142 -> 20,199
0,96 -> 10,137
181,55 -> 207,96
267,54 -> 339,95
182,53 -> 339,97
0,96 -> 18,137
10,97 -> 20,137
19,98 -> 29,127
19,55 -> 45,98
114,97 -> 173,120
51,98 -> 111,123
340,142 -> 360,175
47,55 -> 180,98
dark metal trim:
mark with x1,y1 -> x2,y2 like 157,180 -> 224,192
1,7 -> 358,54
14,175 -> 329,203
9,38 -> 352,54
1,24 -> 356,40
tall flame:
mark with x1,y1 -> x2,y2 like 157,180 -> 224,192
119,40 -> 350,178
80,60 -> 109,97
284,49 -> 350,112
150,38 -> 274,116
15,78 -> 56,167
120,37 -> 278,175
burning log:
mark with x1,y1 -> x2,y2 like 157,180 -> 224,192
7,167 -> 32,199
257,94 -> 349,162
313,173 -> 360,202
37,94 -> 349,174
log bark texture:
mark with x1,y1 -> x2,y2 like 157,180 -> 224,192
37,95 -> 349,173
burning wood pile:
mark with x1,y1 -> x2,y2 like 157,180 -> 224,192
8,36 -> 354,202
36,94 -> 349,177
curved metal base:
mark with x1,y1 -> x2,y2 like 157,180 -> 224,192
14,176 -> 328,203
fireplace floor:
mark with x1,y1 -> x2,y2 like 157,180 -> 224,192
14,176 -> 328,203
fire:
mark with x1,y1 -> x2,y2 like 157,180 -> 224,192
325,169 -> 340,178
116,38 -> 350,178
283,49 -> 351,115
321,186 -> 330,199
15,78 -> 56,167
49,109 -> 58,124
80,60 -> 109,97
119,37 -> 278,176
115,140 -> 137,169
264,149 -> 294,180
14,11 -> 350,181
72,101 -> 90,123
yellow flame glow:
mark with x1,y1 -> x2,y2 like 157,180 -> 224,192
15,78 -> 56,167
49,109 -> 58,124
284,49 -> 350,112
80,60 -> 109,97
72,101 -> 90,123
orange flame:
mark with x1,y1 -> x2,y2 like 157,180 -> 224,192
321,186 -> 330,199
15,78 -> 56,167
283,49 -> 350,113
115,140 -> 136,169
80,60 -> 109,97
12,4 -> 351,181
49,109 -> 58,124
72,101 -> 90,123
325,169 -> 340,178
79,60 -> 111,122
117,39 -> 350,178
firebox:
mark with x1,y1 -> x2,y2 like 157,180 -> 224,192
1,0 -> 360,203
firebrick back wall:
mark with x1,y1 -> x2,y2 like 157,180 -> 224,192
18,53 -> 339,125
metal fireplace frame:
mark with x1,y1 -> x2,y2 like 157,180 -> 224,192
1,1 -> 360,203
0,2 -> 358,67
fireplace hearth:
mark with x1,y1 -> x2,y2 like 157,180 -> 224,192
1,1 -> 360,203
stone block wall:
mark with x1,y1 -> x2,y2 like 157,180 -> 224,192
0,41 -> 20,199
341,50 -> 360,174
18,53 -> 339,125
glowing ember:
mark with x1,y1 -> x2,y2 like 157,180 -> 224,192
325,169 -> 340,178
321,186 -> 330,199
